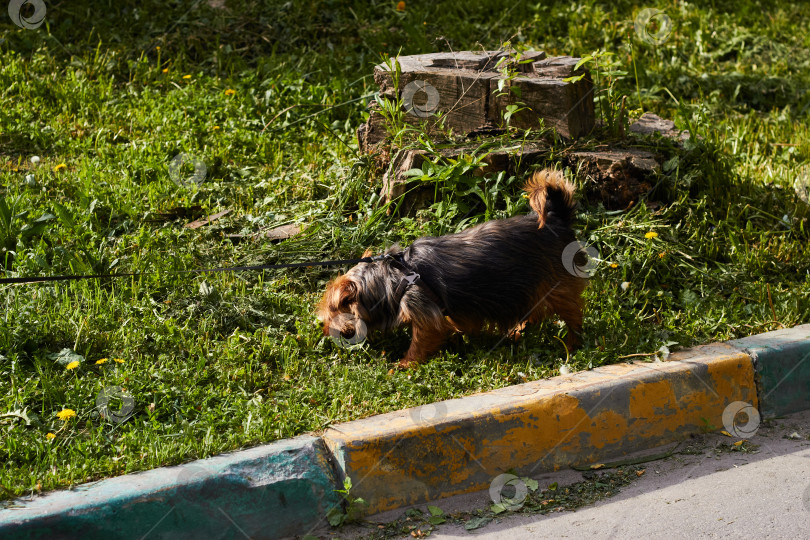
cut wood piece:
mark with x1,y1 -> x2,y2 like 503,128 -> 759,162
382,149 -> 426,204
184,209 -> 231,229
570,149 -> 659,172
358,50 -> 594,153
567,148 -> 660,210
226,223 -> 304,243
491,56 -> 595,137
424,50 -> 547,71
531,56 -> 584,78
356,106 -> 388,154
629,112 -> 690,141
424,51 -> 506,70
261,223 -> 303,241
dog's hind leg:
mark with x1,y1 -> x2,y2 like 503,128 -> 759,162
534,282 -> 586,353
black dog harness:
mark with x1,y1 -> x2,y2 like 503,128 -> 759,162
376,252 -> 447,315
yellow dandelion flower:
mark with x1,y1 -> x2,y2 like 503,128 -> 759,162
610,263 -> 618,269
46,432 -> 56,439
182,74 -> 192,79
212,126 -> 220,130
156,46 -> 161,50
56,409 -> 76,421
644,231 -> 658,239
397,1 -> 405,11
162,68 -> 169,73
53,163 -> 67,172
66,361 -> 80,370
95,358 -> 108,365
224,89 -> 235,96
113,358 -> 124,364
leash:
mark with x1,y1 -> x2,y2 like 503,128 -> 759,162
1,251 -> 450,316
0,256 -> 384,285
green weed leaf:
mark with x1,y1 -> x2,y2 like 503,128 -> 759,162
427,504 -> 443,516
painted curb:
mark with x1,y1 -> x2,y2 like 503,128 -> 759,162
729,324 -> 810,418
322,342 -> 757,515
0,435 -> 339,540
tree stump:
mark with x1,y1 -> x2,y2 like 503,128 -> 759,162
359,51 -> 683,214
357,50 -> 595,154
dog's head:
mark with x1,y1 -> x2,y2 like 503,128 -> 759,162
317,250 -> 376,342
318,274 -> 361,337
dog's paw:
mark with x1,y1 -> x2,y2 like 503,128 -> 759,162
396,358 -> 420,370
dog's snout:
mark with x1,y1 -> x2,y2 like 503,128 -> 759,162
340,327 -> 357,339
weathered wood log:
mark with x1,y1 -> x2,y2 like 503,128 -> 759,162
225,224 -> 304,243
184,209 -> 231,229
358,51 -> 594,153
491,56 -> 595,136
629,112 -> 690,141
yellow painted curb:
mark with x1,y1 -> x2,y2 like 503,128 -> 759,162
322,343 -> 757,515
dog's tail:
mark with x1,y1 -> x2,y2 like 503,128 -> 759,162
524,169 -> 577,228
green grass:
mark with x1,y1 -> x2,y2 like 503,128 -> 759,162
1,0 -> 809,502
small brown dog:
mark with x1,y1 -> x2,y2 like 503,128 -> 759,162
318,169 -> 588,369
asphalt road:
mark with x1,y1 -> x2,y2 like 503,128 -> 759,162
324,409 -> 810,539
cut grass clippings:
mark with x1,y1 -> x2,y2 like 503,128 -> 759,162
349,467 -> 644,539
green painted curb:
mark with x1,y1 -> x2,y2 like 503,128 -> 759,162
728,324 -> 810,418
0,435 -> 340,540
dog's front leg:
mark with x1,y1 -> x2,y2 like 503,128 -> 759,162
397,321 -> 450,369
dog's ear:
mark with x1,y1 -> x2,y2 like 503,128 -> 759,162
362,248 -> 374,258
337,278 -> 357,308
